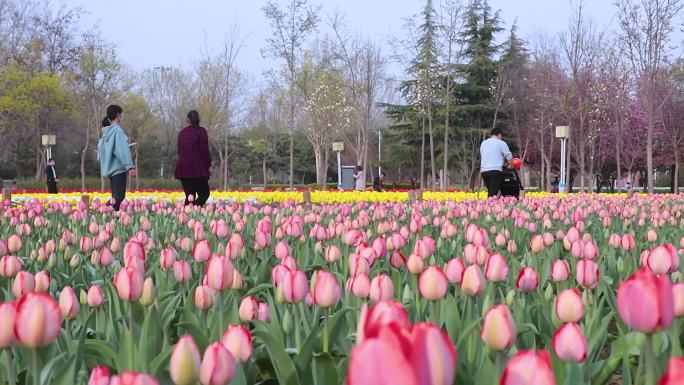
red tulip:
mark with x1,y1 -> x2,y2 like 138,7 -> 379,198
418,266 -> 448,300
555,288 -> 584,323
87,285 -> 105,308
14,293 -> 62,347
0,302 -> 16,348
480,304 -> 516,350
617,268 -> 674,333
194,285 -> 215,310
659,357 -> 684,385
357,301 -> 411,344
516,267 -> 538,292
12,271 -> 34,298
461,265 -> 485,297
673,283 -> 684,318
206,256 -> 234,291
170,335 -> 201,385
221,324 -> 252,363
575,259 -> 600,289
646,244 -> 679,275
113,267 -> 144,302
553,323 -> 587,363
369,274 -> 394,303
173,260 -> 192,283
484,253 -> 509,282
0,255 -> 23,278
311,270 -> 340,308
200,342 -> 236,385
500,350 -> 556,385
88,366 -> 110,385
281,270 -> 309,303
550,260 -> 569,282
59,286 -> 80,320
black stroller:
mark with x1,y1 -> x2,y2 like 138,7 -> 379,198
500,165 -> 524,198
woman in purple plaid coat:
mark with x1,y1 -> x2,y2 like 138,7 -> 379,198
175,110 -> 212,206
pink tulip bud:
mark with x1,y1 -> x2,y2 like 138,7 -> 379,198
173,260 -> 192,283
349,254 -> 370,276
13,271 -> 35,298
500,350 -> 556,385
274,241 -> 290,259
507,239 -> 518,254
80,236 -> 93,252
621,233 -> 636,251
271,265 -> 290,288
484,253 -> 509,282
87,365 -> 110,385
221,324 -> 253,363
192,240 -> 211,262
646,244 -> 679,275
346,272 -> 371,299
553,323 -> 587,363
124,239 -> 146,265
646,229 -> 658,243
96,247 -> 115,267
406,254 -> 424,275
445,258 -> 465,284
280,256 -> 297,271
59,286 -> 80,320
206,256 -> 234,292
529,235 -> 544,253
311,270 -> 340,308
325,246 -> 341,262
0,255 -> 23,278
659,357 -> 684,385
461,264 -> 485,297
576,259 -> 600,289
200,342 -> 236,385
617,268 -> 674,333
673,283 -> 684,318
238,296 -> 258,322
516,267 -> 538,292
555,288 -> 584,323
170,335 -> 201,385
140,277 -> 155,307
7,234 -> 22,253
369,274 -> 394,303
194,285 -> 215,310
110,372 -> 159,385
87,285 -> 105,308
550,260 -> 569,282
582,241 -> 598,259
160,246 -> 178,271
0,302 -> 16,348
14,293 -> 62,347
281,270 -> 309,303
418,266 -> 448,300
230,269 -> 244,290
257,302 -> 270,321
113,267 -> 144,302
480,304 -> 516,350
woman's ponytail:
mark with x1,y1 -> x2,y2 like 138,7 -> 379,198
102,116 -> 110,127
188,110 -> 200,128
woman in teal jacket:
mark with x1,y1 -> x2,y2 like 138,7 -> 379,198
98,105 -> 136,211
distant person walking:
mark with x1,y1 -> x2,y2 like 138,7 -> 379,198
46,158 -> 59,194
353,166 -> 365,191
373,173 -> 386,192
98,105 -> 136,211
175,110 -> 211,206
480,127 -> 513,198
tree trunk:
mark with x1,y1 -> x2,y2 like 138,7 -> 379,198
428,104 -> 436,191
263,156 -> 268,188
289,82 -> 295,188
615,118 -> 622,191
81,115 -> 91,192
420,116 -> 426,192
442,80 -> 450,192
646,105 -> 654,194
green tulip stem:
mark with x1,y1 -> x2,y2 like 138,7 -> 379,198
218,291 -> 224,332
430,301 -> 440,326
672,319 -> 682,356
64,319 -> 71,345
128,303 -> 134,335
494,351 -> 504,381
293,304 -> 301,351
31,348 -> 40,385
5,348 -> 15,385
323,307 -> 331,353
643,333 -> 656,385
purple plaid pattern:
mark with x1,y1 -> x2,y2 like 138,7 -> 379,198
175,126 -> 211,179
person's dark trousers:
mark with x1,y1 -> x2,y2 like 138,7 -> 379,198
180,178 -> 210,206
110,172 -> 127,211
481,170 -> 504,198
46,181 -> 58,194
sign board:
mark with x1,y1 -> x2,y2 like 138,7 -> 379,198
332,142 -> 345,152
555,126 -> 570,139
41,135 -> 56,146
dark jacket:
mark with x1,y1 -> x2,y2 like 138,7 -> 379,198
46,166 -> 57,183
175,125 -> 211,179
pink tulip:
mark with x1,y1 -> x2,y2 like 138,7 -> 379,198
646,244 -> 679,274
418,266 -> 448,300
0,240 -> 7,257
96,247 -> 115,267
88,366 -> 110,385
409,322 -> 457,385
529,235 -> 544,253
0,302 -> 16,348
239,296 -> 259,322
140,277 -> 155,307
206,256 -> 234,292
274,241 -> 290,259
553,323 -> 587,363
516,267 -> 538,292
617,268 -> 674,333
80,236 -> 93,252
12,271 -> 34,298
647,229 -> 658,243
0,255 -> 23,277
87,285 -> 105,308
673,283 -> 684,318
480,304 -> 516,351
461,265 -> 485,297
160,247 -> 177,271
325,246 -> 341,262
200,342 -> 236,385
7,234 -> 22,253
170,335 -> 201,385
280,256 -> 298,271
311,270 -> 340,307
347,273 -> 371,298
555,288 -> 584,323
484,253 -> 509,282
14,293 -> 62,347
59,286 -> 80,320
221,324 -> 252,363
621,233 -> 635,251
500,350 -> 556,385
444,258 -> 465,284
193,240 -> 211,262
124,239 -> 146,265
659,357 -> 684,385
271,264 -> 290,287
390,251 -> 407,269
281,270 -> 309,302
550,260 -> 569,282
369,274 -> 394,303
173,260 -> 192,283
110,372 -> 159,385
113,267 -> 144,302
257,302 -> 270,321
570,240 -> 583,258
357,301 -> 410,344
253,229 -> 271,250
576,259 -> 600,289
194,285 -> 215,310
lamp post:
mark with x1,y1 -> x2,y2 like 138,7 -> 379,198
378,129 -> 382,176
555,126 -> 570,193
41,135 -> 56,161
333,142 -> 344,190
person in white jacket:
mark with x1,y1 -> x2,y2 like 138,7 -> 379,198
480,127 -> 513,197
353,166 -> 365,191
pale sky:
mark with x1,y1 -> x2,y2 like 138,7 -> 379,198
69,0 -> 652,83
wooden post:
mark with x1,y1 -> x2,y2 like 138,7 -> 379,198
303,190 -> 311,205
408,191 -> 416,202
81,194 -> 90,207
2,188 -> 10,202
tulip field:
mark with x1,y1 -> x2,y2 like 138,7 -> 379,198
1,193 -> 684,385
